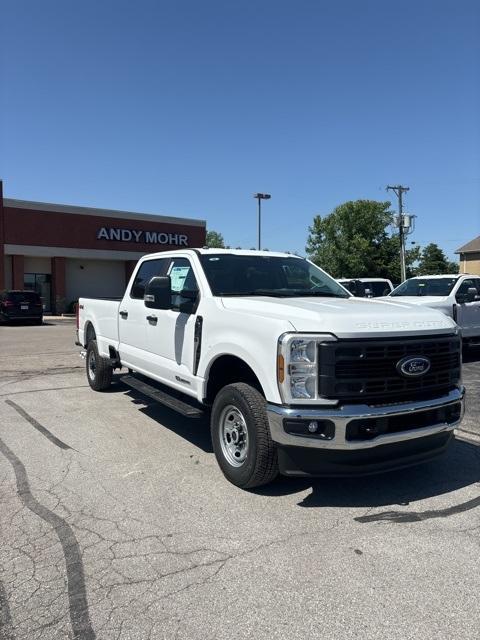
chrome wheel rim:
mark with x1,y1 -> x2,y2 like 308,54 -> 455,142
87,349 -> 96,381
219,405 -> 249,467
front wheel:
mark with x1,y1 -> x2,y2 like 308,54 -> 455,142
86,340 -> 113,391
211,383 -> 278,489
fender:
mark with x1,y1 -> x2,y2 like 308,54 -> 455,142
199,341 -> 282,405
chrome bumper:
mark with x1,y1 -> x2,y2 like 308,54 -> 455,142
267,387 -> 465,451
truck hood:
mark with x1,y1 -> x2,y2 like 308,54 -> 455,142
220,296 -> 456,338
379,296 -> 449,306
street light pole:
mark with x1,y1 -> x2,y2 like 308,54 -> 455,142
253,193 -> 271,250
257,197 -> 261,251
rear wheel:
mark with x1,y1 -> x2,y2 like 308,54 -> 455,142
211,383 -> 278,489
86,340 -> 113,391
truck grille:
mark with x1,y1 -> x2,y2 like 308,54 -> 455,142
318,335 -> 461,403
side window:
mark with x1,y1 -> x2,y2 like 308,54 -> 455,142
130,258 -> 169,299
167,258 -> 199,309
456,279 -> 474,296
455,278 -> 480,303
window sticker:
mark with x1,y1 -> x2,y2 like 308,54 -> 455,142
170,266 -> 190,292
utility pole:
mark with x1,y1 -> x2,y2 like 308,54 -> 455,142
387,184 -> 410,282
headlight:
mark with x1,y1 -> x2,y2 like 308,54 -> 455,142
277,333 -> 336,404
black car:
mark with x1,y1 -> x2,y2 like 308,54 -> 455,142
0,290 -> 44,324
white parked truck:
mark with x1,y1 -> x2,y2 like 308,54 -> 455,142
76,249 -> 464,488
383,274 -> 480,346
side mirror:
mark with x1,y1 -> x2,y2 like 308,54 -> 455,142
145,276 -> 171,309
467,287 -> 478,303
456,287 -> 478,304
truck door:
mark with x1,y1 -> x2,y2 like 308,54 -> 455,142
145,256 -> 201,396
455,278 -> 480,338
119,258 -> 169,371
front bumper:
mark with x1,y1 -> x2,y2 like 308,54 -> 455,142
266,387 -> 465,477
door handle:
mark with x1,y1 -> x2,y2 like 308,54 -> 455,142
119,310 -> 128,319
146,315 -> 158,325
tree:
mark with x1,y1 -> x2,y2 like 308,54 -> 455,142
206,230 -> 225,248
305,200 -> 418,280
416,243 -> 458,275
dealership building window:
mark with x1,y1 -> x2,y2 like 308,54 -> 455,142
0,185 -> 206,314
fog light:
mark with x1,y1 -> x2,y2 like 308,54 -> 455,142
283,419 -> 335,440
359,423 -> 378,438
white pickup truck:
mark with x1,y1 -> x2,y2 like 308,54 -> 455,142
76,249 -> 465,489
383,274 -> 480,346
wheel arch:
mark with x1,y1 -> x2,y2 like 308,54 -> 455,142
204,354 -> 266,404
83,321 -> 96,347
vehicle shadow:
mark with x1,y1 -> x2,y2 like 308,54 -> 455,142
255,437 -> 480,510
0,320 -> 50,327
111,376 -> 213,452
110,375 -> 479,508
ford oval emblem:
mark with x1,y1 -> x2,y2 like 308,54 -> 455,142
396,356 -> 431,378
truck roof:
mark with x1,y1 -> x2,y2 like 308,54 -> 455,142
142,248 -> 304,259
407,274 -> 461,280
338,277 -> 391,282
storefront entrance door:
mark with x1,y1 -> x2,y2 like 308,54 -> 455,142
24,273 -> 52,312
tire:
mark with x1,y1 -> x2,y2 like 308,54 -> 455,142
211,383 -> 278,489
86,340 -> 113,391
34,318 -> 43,325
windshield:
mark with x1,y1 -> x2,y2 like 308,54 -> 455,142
200,254 -> 350,298
390,277 -> 458,297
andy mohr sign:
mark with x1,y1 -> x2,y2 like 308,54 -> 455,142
97,227 -> 189,246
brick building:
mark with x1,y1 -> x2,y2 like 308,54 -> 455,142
0,184 -> 206,313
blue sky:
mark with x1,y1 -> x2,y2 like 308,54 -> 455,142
1,0 -> 479,259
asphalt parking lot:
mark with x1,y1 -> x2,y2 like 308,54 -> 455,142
0,320 -> 479,640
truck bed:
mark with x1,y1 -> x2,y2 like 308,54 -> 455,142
78,297 -> 122,349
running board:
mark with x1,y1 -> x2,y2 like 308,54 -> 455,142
120,374 -> 204,418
